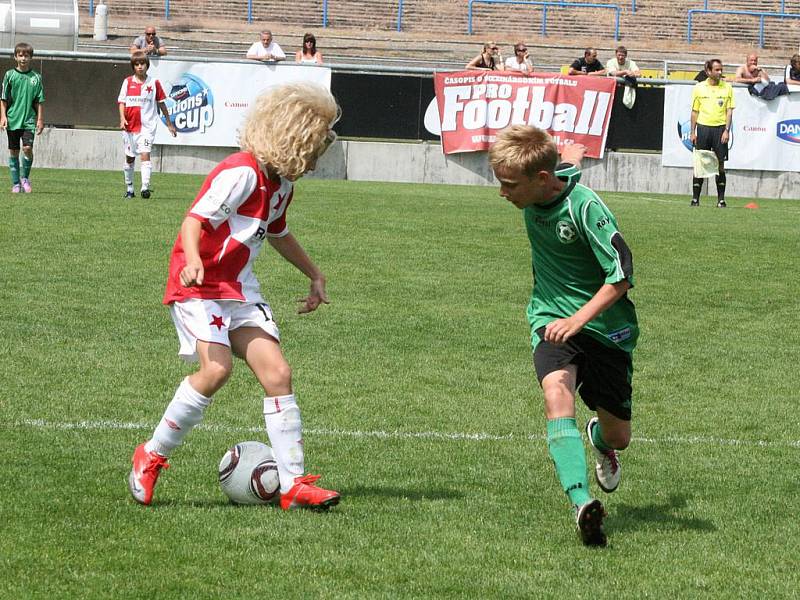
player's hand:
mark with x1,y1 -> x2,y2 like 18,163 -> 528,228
721,130 -> 730,144
180,259 -> 204,287
297,277 -> 329,314
120,118 -> 128,130
544,317 -> 582,344
36,120 -> 44,135
560,143 -> 586,167
690,133 -> 697,146
168,124 -> 177,137
0,116 -> 6,129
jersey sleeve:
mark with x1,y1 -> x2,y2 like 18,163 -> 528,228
266,189 -> 292,237
117,78 -> 128,104
189,166 -> 259,229
580,199 -> 634,287
691,84 -> 701,112
154,80 -> 166,102
727,85 -> 736,109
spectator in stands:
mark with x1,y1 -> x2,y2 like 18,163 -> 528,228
690,59 -> 734,208
504,42 -> 533,74
735,53 -> 787,100
784,54 -> 800,85
466,42 -> 503,71
605,46 -> 640,108
295,33 -> 323,64
569,48 -> 606,76
130,26 -> 167,57
246,30 -> 286,63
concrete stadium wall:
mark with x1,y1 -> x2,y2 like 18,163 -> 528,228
33,128 -> 800,199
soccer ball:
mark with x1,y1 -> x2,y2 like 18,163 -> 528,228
218,441 -> 280,505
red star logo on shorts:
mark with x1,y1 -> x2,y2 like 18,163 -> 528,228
210,314 -> 225,330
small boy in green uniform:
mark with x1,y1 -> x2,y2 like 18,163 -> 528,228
1,42 -> 45,193
489,126 -> 639,547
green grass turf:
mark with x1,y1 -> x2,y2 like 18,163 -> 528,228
1,168 -> 799,598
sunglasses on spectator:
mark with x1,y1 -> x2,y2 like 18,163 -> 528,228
515,48 -> 527,52
146,32 -> 156,36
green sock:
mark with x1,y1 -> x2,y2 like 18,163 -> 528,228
591,419 -> 613,453
21,155 -> 33,179
547,417 -> 591,507
8,156 -> 20,184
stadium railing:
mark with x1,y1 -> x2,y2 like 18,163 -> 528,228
467,0 -> 623,40
687,8 -> 800,47
88,0 -> 409,31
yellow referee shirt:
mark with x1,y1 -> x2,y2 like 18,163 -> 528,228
691,79 -> 735,126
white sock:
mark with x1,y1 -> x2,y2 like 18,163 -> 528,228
123,163 -> 134,190
140,160 -> 152,190
263,394 -> 304,493
146,378 -> 212,457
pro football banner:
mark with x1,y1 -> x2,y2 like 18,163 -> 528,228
663,85 -> 800,172
432,71 -> 617,158
149,61 -> 331,147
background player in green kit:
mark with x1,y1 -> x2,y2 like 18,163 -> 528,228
489,125 -> 639,547
0,42 -> 45,193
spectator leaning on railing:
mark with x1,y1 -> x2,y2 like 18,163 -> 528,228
246,30 -> 286,63
295,33 -> 323,65
784,54 -> 800,87
605,45 -> 639,108
130,26 -> 167,57
568,48 -> 606,76
734,53 -> 787,100
466,42 -> 503,71
504,42 -> 534,74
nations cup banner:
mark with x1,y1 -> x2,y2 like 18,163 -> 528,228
148,61 -> 331,147
430,71 -> 617,158
663,85 -> 800,171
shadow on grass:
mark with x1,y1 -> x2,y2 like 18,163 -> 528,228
341,485 -> 464,502
609,493 -> 716,533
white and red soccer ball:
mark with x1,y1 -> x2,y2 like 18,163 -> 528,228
218,441 -> 280,505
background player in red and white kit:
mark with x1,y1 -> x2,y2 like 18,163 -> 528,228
118,51 -> 176,199
128,82 -> 341,511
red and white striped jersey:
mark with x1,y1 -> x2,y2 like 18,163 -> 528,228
117,75 -> 167,134
163,151 -> 294,305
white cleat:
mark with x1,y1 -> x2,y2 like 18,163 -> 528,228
586,417 -> 621,493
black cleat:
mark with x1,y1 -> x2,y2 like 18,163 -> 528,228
576,499 -> 607,547
716,200 -> 727,208
690,199 -> 700,207
124,191 -> 135,199
141,189 -> 151,199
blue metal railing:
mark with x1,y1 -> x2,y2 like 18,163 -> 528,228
468,0 -> 621,40
88,0 -> 406,29
687,8 -> 800,47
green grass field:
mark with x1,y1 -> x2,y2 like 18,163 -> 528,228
1,168 -> 798,598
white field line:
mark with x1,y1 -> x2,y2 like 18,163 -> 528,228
6,418 -> 800,449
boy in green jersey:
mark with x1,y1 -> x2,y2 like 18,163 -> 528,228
489,125 -> 639,547
0,42 -> 45,193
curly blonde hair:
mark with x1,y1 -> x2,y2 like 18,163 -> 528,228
239,82 -> 340,180
489,125 -> 558,178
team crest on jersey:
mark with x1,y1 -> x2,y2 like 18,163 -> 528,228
556,220 -> 578,244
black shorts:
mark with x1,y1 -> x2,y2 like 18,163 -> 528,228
7,129 -> 35,151
695,124 -> 728,162
533,327 -> 633,421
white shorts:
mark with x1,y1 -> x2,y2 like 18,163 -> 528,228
123,131 -> 155,157
169,298 -> 281,362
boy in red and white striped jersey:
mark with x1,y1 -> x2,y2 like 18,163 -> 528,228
117,51 -> 176,199
128,82 -> 341,511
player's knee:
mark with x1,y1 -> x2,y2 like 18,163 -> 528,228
263,361 -> 292,392
201,361 -> 233,390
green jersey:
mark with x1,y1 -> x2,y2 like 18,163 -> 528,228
524,165 -> 638,353
1,68 -> 45,131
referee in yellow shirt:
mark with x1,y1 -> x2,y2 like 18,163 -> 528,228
690,59 -> 735,207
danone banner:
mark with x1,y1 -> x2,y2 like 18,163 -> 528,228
663,85 -> 800,172
148,61 -> 331,147
431,71 -> 617,158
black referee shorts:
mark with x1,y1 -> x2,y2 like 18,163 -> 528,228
695,124 -> 728,162
533,327 -> 633,421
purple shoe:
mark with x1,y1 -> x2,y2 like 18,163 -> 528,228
21,178 -> 32,193
11,184 -> 21,193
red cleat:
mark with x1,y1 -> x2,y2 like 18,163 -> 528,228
128,443 -> 170,505
280,474 -> 340,511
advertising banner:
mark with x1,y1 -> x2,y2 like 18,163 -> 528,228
148,61 -> 331,147
431,71 -> 617,158
662,85 -> 800,172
